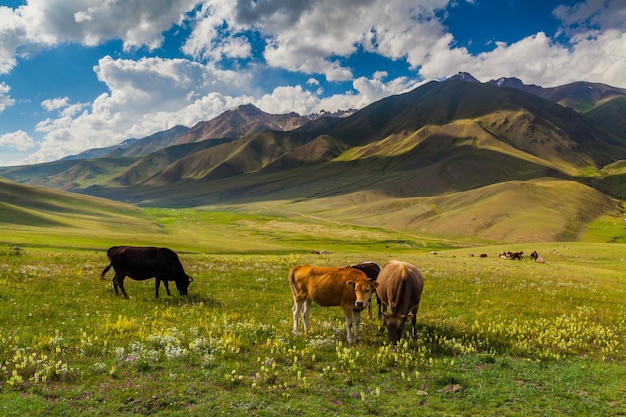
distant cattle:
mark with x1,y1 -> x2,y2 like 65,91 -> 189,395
101,246 -> 193,298
288,265 -> 378,342
375,260 -> 424,345
346,262 -> 381,318
479,253 -> 488,258
530,251 -> 545,263
500,251 -> 523,260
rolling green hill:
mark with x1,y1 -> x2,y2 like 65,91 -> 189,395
0,179 -> 162,247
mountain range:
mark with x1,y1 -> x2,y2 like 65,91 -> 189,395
1,72 -> 625,243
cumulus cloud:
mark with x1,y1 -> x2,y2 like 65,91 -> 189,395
313,75 -> 422,113
41,97 -> 70,112
1,1 -> 199,75
554,0 -> 626,35
0,130 -> 35,151
0,6 -> 24,74
0,82 -> 15,112
20,55 -> 256,163
18,0 -> 198,49
182,0 -> 452,81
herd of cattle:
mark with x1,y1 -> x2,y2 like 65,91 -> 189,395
498,250 -> 545,262
100,245 -> 544,345
100,246 -> 423,345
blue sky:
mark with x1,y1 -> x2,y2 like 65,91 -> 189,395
0,0 -> 624,166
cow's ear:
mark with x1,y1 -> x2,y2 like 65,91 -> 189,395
370,282 -> 379,289
346,280 -> 355,288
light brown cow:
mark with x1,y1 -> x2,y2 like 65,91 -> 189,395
288,265 -> 378,342
376,260 -> 424,345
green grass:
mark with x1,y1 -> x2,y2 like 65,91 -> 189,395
1,187 -> 626,415
1,236 -> 625,415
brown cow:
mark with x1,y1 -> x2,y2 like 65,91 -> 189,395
101,246 -> 193,298
376,260 -> 424,345
288,265 -> 378,342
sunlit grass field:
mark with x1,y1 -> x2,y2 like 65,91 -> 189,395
1,208 -> 625,416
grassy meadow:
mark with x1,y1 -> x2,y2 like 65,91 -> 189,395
1,206 -> 626,416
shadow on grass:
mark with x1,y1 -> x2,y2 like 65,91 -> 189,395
417,321 -> 512,357
160,293 -> 224,308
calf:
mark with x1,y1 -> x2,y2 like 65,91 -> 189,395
289,265 -> 378,342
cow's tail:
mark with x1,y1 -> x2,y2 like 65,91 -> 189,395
288,266 -> 301,297
101,263 -> 112,280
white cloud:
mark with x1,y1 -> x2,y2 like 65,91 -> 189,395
419,29 -> 626,88
41,97 -> 70,112
181,2 -> 249,61
0,130 -> 35,151
18,0 -> 198,50
254,85 -> 319,115
554,0 -> 626,34
0,6 -> 24,74
373,71 -> 388,80
20,55 -> 256,164
0,82 -> 15,112
181,0 -> 452,81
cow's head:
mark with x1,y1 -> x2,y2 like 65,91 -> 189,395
382,312 -> 410,346
175,274 -> 193,296
348,278 -> 378,311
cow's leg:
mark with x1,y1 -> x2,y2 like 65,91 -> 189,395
116,276 -> 129,299
162,280 -> 171,296
353,310 -> 361,340
112,275 -> 120,296
301,299 -> 312,333
410,306 -> 419,338
379,303 -> 388,332
154,278 -> 161,298
342,307 -> 354,342
292,298 -> 304,333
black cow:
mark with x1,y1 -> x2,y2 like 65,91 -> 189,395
101,246 -> 193,298
347,262 -> 381,318
511,251 -> 523,260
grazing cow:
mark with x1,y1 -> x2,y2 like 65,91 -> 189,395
289,265 -> 378,342
347,262 -> 381,318
376,260 -> 424,346
530,251 -> 545,263
511,251 -> 524,260
101,246 -> 193,298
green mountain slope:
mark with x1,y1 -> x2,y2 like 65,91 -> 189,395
586,96 -> 626,139
231,178 -> 618,243
0,179 -> 160,236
